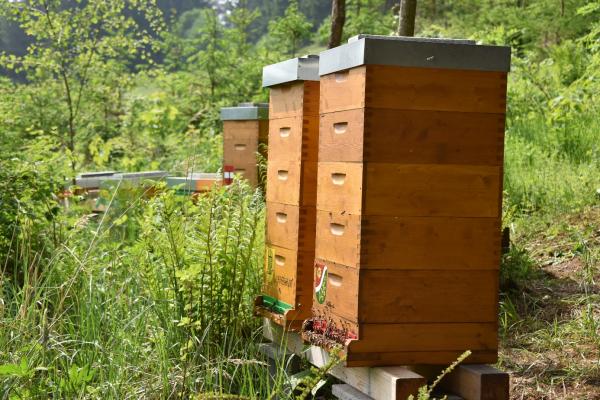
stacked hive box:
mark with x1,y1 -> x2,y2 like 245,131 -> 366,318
305,35 -> 511,367
254,55 -> 320,330
220,103 -> 269,187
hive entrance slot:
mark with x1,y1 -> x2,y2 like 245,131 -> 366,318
328,273 -> 343,287
331,173 -> 346,185
274,255 -> 286,266
330,223 -> 345,236
279,127 -> 291,138
234,144 -> 247,151
333,122 -> 348,134
276,212 -> 288,223
277,170 -> 289,181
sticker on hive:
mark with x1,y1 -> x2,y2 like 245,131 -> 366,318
315,261 -> 328,304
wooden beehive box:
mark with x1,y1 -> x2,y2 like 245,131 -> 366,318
221,103 -> 269,187
254,55 -> 320,330
304,35 -> 511,367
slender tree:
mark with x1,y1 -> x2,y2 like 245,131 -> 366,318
328,0 -> 346,48
397,0 -> 417,36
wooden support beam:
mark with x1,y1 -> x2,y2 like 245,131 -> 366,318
439,364 -> 509,400
263,318 -> 426,400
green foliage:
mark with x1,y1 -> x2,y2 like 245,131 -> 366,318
407,351 -> 471,400
0,0 -> 163,174
268,0 -> 313,57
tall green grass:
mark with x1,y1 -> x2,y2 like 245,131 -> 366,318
0,181 -> 291,398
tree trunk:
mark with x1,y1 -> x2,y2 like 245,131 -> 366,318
328,0 -> 346,49
397,0 -> 418,36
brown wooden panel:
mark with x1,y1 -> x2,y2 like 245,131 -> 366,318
366,65 -> 508,114
316,162 -> 363,214
363,163 -> 502,217
231,165 -> 258,187
223,120 -> 260,140
223,137 -> 258,166
360,215 -> 501,269
315,211 -> 362,268
319,109 -> 365,162
266,202 -> 316,253
263,245 -> 314,308
266,161 -> 317,206
269,82 -> 305,119
345,350 -> 498,367
359,269 -> 498,323
320,66 -> 366,113
349,323 -> 498,353
268,116 -> 303,162
312,259 -> 359,323
320,109 -> 505,165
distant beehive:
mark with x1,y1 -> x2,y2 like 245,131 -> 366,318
220,103 -> 269,187
166,173 -> 222,195
304,35 -> 511,367
254,55 -> 320,330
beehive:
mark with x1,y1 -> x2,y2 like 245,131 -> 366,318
254,55 -> 320,330
166,173 -> 222,195
304,35 -> 511,367
220,103 -> 269,187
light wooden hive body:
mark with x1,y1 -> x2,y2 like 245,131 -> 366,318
221,104 -> 269,187
256,56 -> 321,330
306,35 -> 511,367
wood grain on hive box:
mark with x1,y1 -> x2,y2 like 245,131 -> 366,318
222,120 -> 268,141
266,161 -> 317,206
320,65 -> 507,114
263,244 -> 313,308
319,109 -> 505,165
316,162 -> 502,217
268,116 -> 319,162
314,211 -> 501,269
266,202 -> 316,253
269,81 -> 320,119
313,259 -> 497,324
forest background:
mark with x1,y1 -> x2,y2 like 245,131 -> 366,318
0,0 -> 599,399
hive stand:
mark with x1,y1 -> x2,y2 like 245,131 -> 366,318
220,103 -> 269,187
305,34 -> 511,367
263,319 -> 509,400
254,55 -> 321,331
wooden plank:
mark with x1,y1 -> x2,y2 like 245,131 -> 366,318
267,116 -> 304,162
266,161 -> 317,206
311,259 -> 498,324
265,202 -> 316,253
439,364 -> 510,400
319,108 -> 505,165
366,65 -> 508,114
320,66 -> 366,113
316,162 -> 363,214
262,245 -> 314,313
315,211 -> 501,270
348,323 -> 497,355
312,260 -> 359,323
362,163 -> 502,217
359,215 -> 501,269
223,137 -> 258,167
345,350 -> 499,368
222,120 -> 260,140
332,384 -> 373,400
358,269 -> 498,323
269,82 -> 305,119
